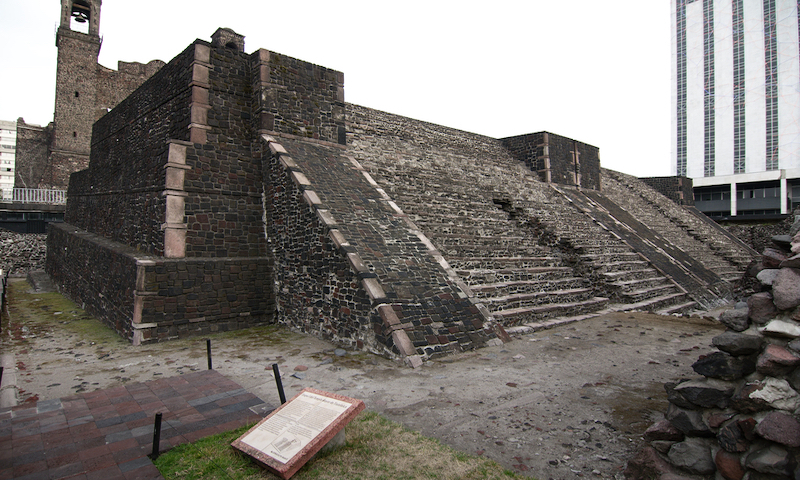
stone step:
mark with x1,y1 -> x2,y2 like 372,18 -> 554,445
486,287 -> 595,310
581,252 -> 642,264
619,284 -> 680,303
447,256 -> 560,270
602,268 -> 662,283
612,292 -> 689,313
439,244 -> 547,258
610,276 -> 672,291
457,266 -> 573,284
433,235 -> 542,249
491,296 -> 610,326
505,312 -> 606,335
655,300 -> 699,316
470,277 -> 588,298
589,260 -> 651,274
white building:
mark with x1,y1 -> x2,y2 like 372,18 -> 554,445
671,0 -> 800,218
0,120 -> 16,201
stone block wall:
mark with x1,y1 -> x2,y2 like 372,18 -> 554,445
501,132 -> 601,190
65,41 -> 198,254
48,36 -> 275,344
47,223 -> 274,344
94,60 -> 166,121
14,121 -> 52,189
641,176 -> 695,206
252,50 -> 346,145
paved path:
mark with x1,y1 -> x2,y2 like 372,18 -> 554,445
0,370 -> 268,480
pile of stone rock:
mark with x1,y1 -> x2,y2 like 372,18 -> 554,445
0,230 -> 47,275
626,215 -> 800,479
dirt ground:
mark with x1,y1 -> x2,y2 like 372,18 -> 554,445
1,277 -> 726,479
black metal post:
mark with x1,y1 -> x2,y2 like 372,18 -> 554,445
150,413 -> 163,459
206,339 -> 212,370
272,363 -> 286,404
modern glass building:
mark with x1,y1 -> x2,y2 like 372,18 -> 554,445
671,0 -> 800,218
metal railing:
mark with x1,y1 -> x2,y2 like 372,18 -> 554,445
5,188 -> 67,205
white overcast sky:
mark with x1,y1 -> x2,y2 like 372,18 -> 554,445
0,1 -> 673,177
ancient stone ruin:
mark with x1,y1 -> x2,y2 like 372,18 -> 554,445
628,214 -> 800,479
45,28 -> 756,367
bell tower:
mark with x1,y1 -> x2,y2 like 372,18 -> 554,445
49,0 -> 102,187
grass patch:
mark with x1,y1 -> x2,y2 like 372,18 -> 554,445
154,411 -> 525,480
3,279 -> 127,348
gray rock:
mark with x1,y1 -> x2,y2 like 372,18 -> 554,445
791,216 -> 800,237
651,440 -> 675,454
665,380 -> 697,410
735,301 -> 748,310
772,268 -> 800,311
756,269 -> 780,287
748,292 -> 778,325
788,337 -> 800,352
755,411 -> 800,448
771,236 -> 793,252
780,253 -> 800,269
673,377 -> 736,409
759,319 -> 800,338
763,247 -> 788,267
742,378 -> 800,411
665,403 -> 713,437
712,331 -> 764,356
720,309 -> 751,332
756,344 -> 800,376
644,419 -> 684,442
717,420 -> 750,453
745,444 -> 792,476
667,438 -> 715,475
692,351 -> 756,381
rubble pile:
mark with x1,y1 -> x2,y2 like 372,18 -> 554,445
0,231 -> 47,275
627,214 -> 800,479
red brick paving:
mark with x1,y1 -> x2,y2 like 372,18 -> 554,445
0,370 -> 267,479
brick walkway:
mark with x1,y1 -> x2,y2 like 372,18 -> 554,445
0,370 -> 267,480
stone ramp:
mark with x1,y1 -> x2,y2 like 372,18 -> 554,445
0,370 -> 266,480
559,185 -> 731,310
602,169 -> 755,279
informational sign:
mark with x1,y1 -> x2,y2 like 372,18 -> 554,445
232,388 -> 365,479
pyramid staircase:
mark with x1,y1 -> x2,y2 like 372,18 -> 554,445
601,170 -> 754,282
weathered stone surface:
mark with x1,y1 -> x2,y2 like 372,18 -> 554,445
692,351 -> 756,381
755,411 -> 800,447
756,344 -> 800,376
667,438 -> 715,475
756,268 -> 780,287
772,268 -> 800,311
762,247 -> 787,268
788,337 -> 800,352
624,445 -> 675,480
747,378 -> 800,411
712,331 -> 764,356
718,420 -> 751,452
665,380 -> 697,410
759,319 -> 800,338
720,309 -> 751,332
788,366 -> 800,392
749,292 -> 778,325
708,412 -> 735,428
665,403 -> 713,437
673,377 -> 736,409
715,449 -> 745,480
780,253 -> 800,269
744,444 -> 792,476
651,440 -> 675,454
644,419 -> 684,442
731,383 -> 774,413
793,231 -> 800,255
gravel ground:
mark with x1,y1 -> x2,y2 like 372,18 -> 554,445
1,277 -> 726,480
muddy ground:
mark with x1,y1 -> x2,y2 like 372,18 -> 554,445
1,277 -> 726,479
